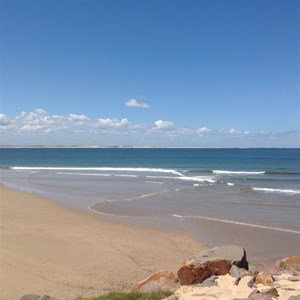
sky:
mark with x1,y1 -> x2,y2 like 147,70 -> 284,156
0,0 -> 299,147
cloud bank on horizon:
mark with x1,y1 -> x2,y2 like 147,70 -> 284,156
0,109 -> 298,147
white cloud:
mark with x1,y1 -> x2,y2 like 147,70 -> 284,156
227,128 -> 241,135
68,113 -> 90,124
153,120 -> 176,130
196,127 -> 211,135
0,108 -> 298,147
34,108 -> 47,115
96,118 -> 129,128
20,124 -> 44,132
125,99 -> 150,108
0,114 -> 11,126
220,128 -> 251,135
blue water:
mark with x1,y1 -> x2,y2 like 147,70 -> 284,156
1,148 -> 299,262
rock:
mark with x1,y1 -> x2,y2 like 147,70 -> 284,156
230,265 -> 251,279
257,264 -> 282,276
177,259 -> 232,285
184,245 -> 249,270
260,287 -> 279,297
255,272 -> 275,285
276,256 -> 300,275
248,276 -> 256,288
200,275 -> 217,287
271,273 -> 300,299
288,275 -> 300,282
248,290 -> 274,300
249,293 -> 274,300
177,246 -> 248,285
131,271 -> 179,292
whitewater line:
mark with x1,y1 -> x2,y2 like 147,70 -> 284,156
10,166 -> 184,177
213,170 -> 266,175
171,214 -> 300,234
252,187 -> 300,195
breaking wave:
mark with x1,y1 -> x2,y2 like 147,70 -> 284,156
251,187 -> 300,195
10,166 -> 184,177
213,170 -> 266,175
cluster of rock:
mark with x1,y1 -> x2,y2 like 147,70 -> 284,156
131,246 -> 300,300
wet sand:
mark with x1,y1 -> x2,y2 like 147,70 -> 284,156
0,185 -> 205,300
91,200 -> 300,266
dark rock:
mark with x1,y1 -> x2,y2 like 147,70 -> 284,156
177,259 -> 231,285
234,277 -> 241,286
248,277 -> 256,288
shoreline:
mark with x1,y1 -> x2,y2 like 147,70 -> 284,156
0,185 -> 206,300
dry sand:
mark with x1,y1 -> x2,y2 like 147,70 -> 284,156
0,185 -> 205,300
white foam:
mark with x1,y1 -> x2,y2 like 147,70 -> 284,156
56,172 -> 111,177
171,214 -> 300,234
171,214 -> 184,218
179,176 -> 216,183
139,192 -> 160,198
115,174 -> 138,178
145,180 -> 164,184
252,187 -> 300,195
227,182 -> 235,186
11,166 -> 184,177
213,170 -> 265,175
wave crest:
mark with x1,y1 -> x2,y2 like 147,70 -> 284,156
213,170 -> 265,175
10,166 -> 184,176
252,187 -> 300,195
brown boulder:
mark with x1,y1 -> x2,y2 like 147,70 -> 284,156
184,246 -> 248,270
255,272 -> 275,285
275,256 -> 300,275
177,259 -> 232,285
131,271 -> 179,292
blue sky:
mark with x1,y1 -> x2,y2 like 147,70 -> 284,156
0,0 -> 299,147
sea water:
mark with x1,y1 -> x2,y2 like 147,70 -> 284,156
1,148 -> 299,261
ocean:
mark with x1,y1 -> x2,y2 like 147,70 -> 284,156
1,148 -> 299,263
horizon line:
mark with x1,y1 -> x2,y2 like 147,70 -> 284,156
0,145 -> 299,149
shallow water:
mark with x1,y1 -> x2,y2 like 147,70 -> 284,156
1,148 -> 299,263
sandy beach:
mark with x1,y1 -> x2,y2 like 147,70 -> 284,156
0,185 -> 205,300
